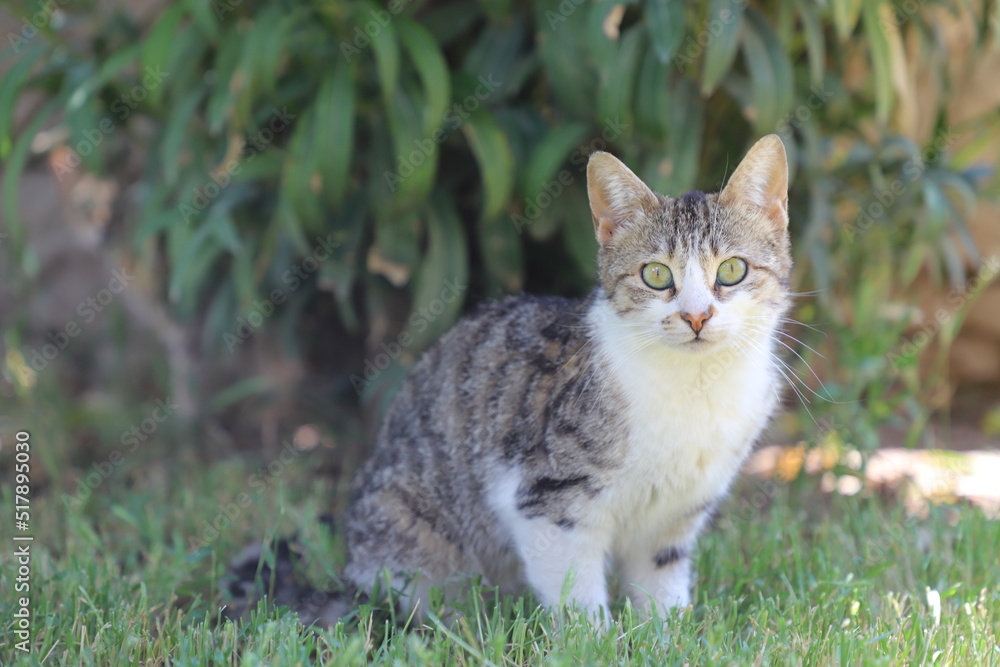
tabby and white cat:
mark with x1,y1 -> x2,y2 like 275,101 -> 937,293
343,135 -> 792,622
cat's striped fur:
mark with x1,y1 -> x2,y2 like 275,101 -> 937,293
344,135 -> 792,621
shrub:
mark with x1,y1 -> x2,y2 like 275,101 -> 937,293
1,0 -> 996,444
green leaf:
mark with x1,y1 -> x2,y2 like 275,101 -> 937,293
536,3 -> 596,116
479,0 -> 512,23
634,48 -> 669,141
563,191 -> 598,280
183,0 -> 220,39
1,95 -> 65,257
421,2 -> 483,45
230,240 -> 256,307
748,9 -> 794,129
319,193 -> 368,330
740,21 -> 776,133
831,0 -> 863,42
0,44 -> 48,157
205,30 -> 245,134
207,214 -> 243,254
281,107 -> 324,233
741,9 -> 794,135
797,0 -> 826,87
142,3 -> 186,109
520,123 -> 589,219
700,0 -> 745,95
168,222 -> 223,306
314,58 -> 355,207
159,89 -> 205,186
462,109 -> 516,222
357,0 -> 400,106
68,42 -> 142,111
256,8 -> 298,99
664,77 -> 705,193
920,179 -> 949,237
479,212 -> 524,294
409,196 -> 469,349
461,13 -> 525,99
209,376 -> 273,412
586,2 -> 620,65
396,18 -> 450,137
937,171 -> 977,221
384,84 -> 437,211
597,26 -> 644,142
645,0 -> 685,64
370,212 -> 421,286
862,0 -> 894,126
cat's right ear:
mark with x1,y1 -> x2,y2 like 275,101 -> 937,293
587,152 -> 658,246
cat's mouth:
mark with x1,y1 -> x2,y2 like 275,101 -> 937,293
683,335 -> 719,350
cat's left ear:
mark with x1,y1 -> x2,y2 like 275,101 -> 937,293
587,152 -> 658,246
718,134 -> 788,231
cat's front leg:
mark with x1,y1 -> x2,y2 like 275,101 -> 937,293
619,543 -> 693,617
509,516 -> 610,622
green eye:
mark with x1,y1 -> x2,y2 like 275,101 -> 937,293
717,257 -> 748,286
641,263 -> 673,290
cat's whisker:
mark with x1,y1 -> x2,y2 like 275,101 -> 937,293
743,323 -> 851,405
771,331 -> 827,359
729,337 -> 782,405
741,319 -> 828,359
743,314 -> 826,336
737,332 -> 819,423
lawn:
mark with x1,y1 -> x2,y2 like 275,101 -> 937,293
1,402 -> 998,665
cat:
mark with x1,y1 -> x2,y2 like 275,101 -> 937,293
343,135 -> 792,623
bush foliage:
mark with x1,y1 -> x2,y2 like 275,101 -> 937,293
1,0 -> 997,442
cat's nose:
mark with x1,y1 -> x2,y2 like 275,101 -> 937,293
681,306 -> 715,333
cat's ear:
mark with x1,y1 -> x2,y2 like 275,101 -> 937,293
587,152 -> 658,246
718,134 -> 788,230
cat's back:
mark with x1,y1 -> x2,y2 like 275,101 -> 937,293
376,292 -> 598,456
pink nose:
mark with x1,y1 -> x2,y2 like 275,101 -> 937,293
681,307 -> 715,333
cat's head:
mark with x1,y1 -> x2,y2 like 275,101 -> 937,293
586,135 -> 792,351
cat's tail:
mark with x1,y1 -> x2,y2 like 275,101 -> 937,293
222,515 -> 363,628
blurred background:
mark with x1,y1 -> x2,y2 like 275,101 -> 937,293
1,0 -> 999,518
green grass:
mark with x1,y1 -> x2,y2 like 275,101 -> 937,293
1,412 -> 999,665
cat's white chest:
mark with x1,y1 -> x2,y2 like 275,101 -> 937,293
590,303 -> 778,528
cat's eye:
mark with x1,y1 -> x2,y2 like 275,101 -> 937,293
717,257 -> 748,286
641,263 -> 673,290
